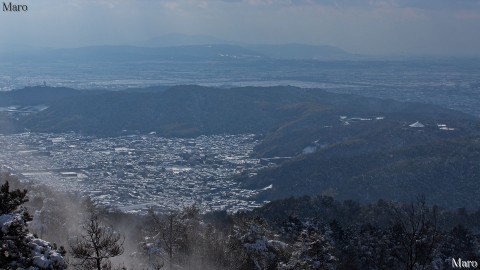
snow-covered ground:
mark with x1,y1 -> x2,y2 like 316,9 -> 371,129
0,133 -> 274,214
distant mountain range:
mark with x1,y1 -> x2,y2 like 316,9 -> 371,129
0,34 -> 355,62
145,33 -> 231,47
2,85 -> 480,208
0,45 -> 266,62
244,44 -> 353,60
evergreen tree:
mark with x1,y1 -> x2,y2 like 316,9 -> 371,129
69,208 -> 124,270
0,175 -> 67,269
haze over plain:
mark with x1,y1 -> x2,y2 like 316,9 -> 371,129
1,0 -> 480,56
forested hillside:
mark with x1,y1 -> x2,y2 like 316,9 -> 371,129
2,173 -> 480,270
242,136 -> 480,209
17,85 -> 479,147
2,85 -> 480,209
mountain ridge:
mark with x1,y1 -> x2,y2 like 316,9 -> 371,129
2,85 -> 479,209
0,42 -> 354,62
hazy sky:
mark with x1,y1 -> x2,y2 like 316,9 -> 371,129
1,0 -> 479,55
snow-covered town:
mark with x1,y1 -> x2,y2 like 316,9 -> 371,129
0,132 -> 274,213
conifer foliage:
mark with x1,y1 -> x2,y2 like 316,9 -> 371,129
0,173 -> 66,269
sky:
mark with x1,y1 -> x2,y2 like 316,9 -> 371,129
1,0 -> 479,56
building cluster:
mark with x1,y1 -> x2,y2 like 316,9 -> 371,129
0,132 -> 274,213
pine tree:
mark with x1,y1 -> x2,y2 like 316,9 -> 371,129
0,180 -> 31,268
0,179 -> 28,215
0,175 -> 67,269
70,208 -> 124,270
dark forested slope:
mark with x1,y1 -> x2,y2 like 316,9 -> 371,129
241,137 -> 480,209
0,86 -> 84,106
8,85 -> 480,208
19,85 -> 478,145
20,85 -> 316,136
